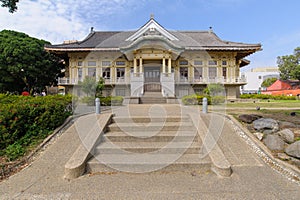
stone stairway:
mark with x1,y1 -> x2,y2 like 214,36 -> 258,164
139,92 -> 167,104
86,115 -> 212,174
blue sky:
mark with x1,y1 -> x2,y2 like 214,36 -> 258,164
1,0 -> 300,71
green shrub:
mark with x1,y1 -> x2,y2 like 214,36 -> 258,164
99,96 -> 123,106
211,96 -> 226,104
5,142 -> 25,161
0,94 -> 72,160
181,94 -> 212,105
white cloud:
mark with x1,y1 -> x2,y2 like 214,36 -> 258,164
0,0 -> 144,44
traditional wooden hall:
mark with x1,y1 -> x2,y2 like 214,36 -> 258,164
45,16 -> 261,102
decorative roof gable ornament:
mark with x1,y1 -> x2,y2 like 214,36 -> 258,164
126,15 -> 178,41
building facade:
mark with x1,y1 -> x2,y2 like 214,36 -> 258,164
240,67 -> 279,94
45,17 -> 261,101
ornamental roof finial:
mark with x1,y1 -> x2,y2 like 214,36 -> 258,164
150,13 -> 154,19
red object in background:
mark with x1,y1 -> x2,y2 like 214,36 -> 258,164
22,91 -> 30,96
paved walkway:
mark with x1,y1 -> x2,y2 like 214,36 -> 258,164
0,105 -> 299,199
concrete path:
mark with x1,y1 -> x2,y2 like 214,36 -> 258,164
0,105 -> 299,199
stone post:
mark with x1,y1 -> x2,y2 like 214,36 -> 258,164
95,98 -> 101,114
202,97 -> 208,114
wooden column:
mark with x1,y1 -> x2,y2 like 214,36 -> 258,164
168,58 -> 171,73
139,58 -> 143,73
133,58 -> 137,74
162,58 -> 166,73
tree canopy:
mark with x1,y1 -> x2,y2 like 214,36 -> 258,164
277,47 -> 300,81
261,77 -> 278,88
0,30 -> 65,93
0,0 -> 19,13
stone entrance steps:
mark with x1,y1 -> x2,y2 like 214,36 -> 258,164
86,115 -> 212,173
139,92 -> 166,104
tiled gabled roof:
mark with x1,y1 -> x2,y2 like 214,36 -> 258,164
45,19 -> 261,55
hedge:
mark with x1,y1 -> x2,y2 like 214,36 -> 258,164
80,96 -> 123,106
240,94 -> 296,100
181,94 -> 226,105
0,94 -> 72,160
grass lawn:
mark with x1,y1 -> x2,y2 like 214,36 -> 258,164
225,99 -> 300,108
210,100 -> 300,125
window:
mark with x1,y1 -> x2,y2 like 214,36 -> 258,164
116,89 -> 125,96
222,60 -> 227,66
78,68 -> 83,81
102,68 -> 110,79
208,67 -> 217,78
194,67 -> 203,79
88,68 -> 96,77
194,60 -> 203,66
208,60 -> 217,65
222,67 -> 227,79
116,68 -> 125,78
77,61 -> 83,66
180,67 -> 188,78
102,61 -> 111,66
88,61 -> 96,66
179,60 -> 188,66
116,61 -> 125,66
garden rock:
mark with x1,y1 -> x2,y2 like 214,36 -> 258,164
238,114 -> 262,123
285,141 -> 300,158
253,118 -> 279,133
263,135 -> 285,151
278,121 -> 296,129
277,129 -> 294,144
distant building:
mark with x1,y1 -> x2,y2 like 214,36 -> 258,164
262,79 -> 300,96
45,17 -> 261,101
240,67 -> 279,94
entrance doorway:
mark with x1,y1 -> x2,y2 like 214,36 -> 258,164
144,66 -> 161,92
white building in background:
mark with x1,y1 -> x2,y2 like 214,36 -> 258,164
240,67 -> 279,94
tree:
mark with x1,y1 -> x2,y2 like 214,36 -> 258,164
203,83 -> 225,96
0,30 -> 65,93
277,47 -> 300,81
261,77 -> 278,88
79,76 -> 97,97
96,77 -> 105,96
1,0 -> 20,13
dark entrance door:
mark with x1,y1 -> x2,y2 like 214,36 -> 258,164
144,67 -> 161,92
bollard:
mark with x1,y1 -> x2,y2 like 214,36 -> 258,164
202,97 -> 208,114
95,98 -> 101,114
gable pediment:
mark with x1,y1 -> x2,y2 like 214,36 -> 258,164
126,18 -> 178,42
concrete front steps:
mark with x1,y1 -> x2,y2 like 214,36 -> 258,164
86,115 -> 212,174
139,92 -> 166,104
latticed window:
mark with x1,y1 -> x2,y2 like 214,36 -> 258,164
208,67 -> 217,78
180,67 -> 188,78
78,68 -> 83,81
194,60 -> 203,66
102,61 -> 111,66
208,60 -> 217,65
116,68 -> 125,78
88,68 -> 96,77
88,61 -> 96,66
194,67 -> 203,79
102,68 -> 110,79
179,60 -> 188,66
222,67 -> 227,78
116,61 -> 126,66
